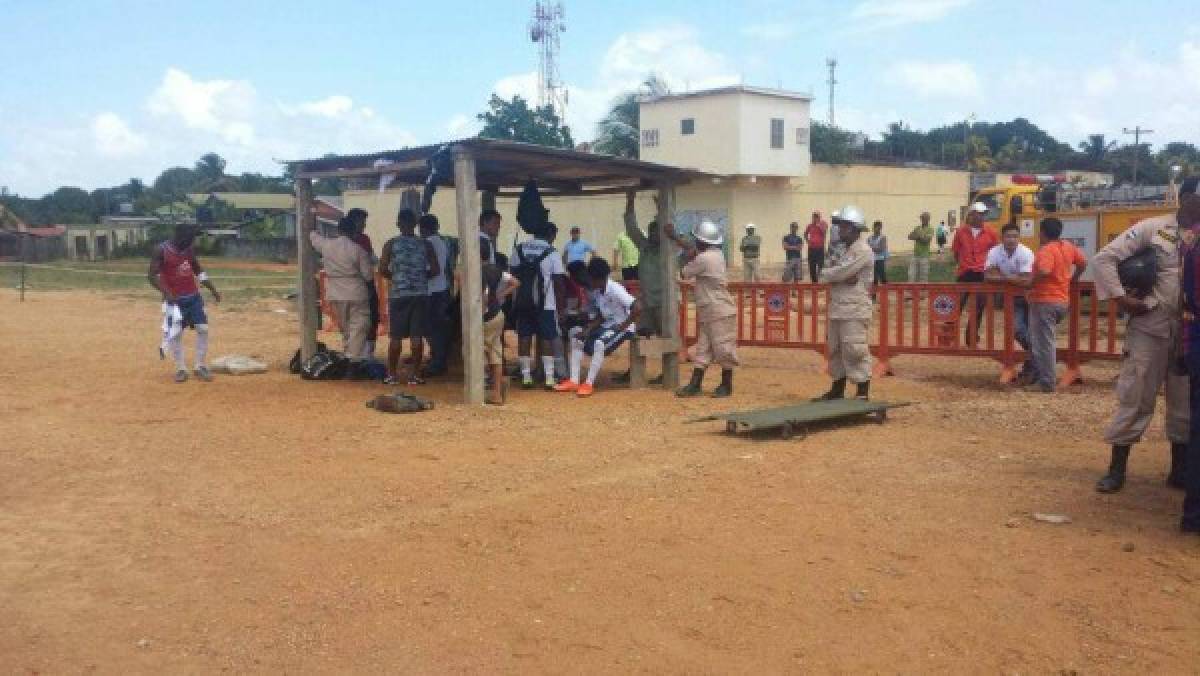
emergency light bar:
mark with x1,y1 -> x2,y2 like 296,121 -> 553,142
1011,173 -> 1066,185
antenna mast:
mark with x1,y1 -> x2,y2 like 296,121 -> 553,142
826,58 -> 838,126
529,1 -> 568,122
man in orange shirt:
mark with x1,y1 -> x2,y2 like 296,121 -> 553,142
1027,217 -> 1087,392
952,202 -> 1000,344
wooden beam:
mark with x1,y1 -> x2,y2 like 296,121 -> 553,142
493,183 -> 656,199
453,146 -> 485,406
295,158 -> 428,180
295,178 -> 319,361
657,185 -> 680,388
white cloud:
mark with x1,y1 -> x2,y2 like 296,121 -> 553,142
446,113 -> 477,137
492,72 -> 540,101
850,0 -> 972,27
1083,68 -> 1117,97
147,67 -> 257,144
92,113 -> 147,157
740,23 -> 796,41
888,60 -> 979,98
283,95 -> 354,118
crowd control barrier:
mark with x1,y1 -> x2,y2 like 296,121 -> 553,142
679,281 -> 1122,385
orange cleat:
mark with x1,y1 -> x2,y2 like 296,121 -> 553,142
576,383 -> 594,397
553,379 -> 579,393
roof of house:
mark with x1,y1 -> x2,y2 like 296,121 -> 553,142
287,137 -> 720,195
186,192 -> 297,211
643,85 -> 813,104
25,225 -> 67,237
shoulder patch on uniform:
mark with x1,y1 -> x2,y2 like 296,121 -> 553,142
1125,229 -> 1139,240
1158,229 -> 1178,243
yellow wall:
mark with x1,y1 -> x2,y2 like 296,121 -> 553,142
345,163 -> 968,270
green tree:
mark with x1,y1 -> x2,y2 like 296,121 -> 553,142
966,135 -> 994,171
477,94 -> 573,148
810,121 -> 855,164
153,166 -> 199,200
593,75 -> 670,158
39,187 -> 94,223
194,152 -> 228,188
1077,134 -> 1116,170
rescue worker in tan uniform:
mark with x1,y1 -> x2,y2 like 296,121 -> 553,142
666,220 -> 739,398
814,205 -> 875,401
1092,200 -> 1190,493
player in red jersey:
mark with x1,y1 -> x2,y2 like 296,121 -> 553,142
147,224 -> 221,382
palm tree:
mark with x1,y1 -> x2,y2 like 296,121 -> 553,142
1078,134 -> 1116,169
593,75 -> 670,158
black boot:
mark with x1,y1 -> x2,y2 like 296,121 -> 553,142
1168,443 -> 1187,490
675,368 -> 705,397
711,369 -> 733,398
813,377 -> 847,401
1096,444 -> 1131,493
854,380 -> 870,400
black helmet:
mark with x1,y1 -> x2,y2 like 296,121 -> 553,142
1117,247 -> 1157,298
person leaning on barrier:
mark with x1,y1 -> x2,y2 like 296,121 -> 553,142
813,205 -> 875,401
739,223 -> 762,282
1091,179 -> 1195,494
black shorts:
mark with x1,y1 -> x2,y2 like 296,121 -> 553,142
389,296 -> 429,339
621,266 -> 639,281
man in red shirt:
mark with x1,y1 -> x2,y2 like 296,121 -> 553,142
952,202 -> 1000,344
1027,217 -> 1086,391
804,211 -> 829,282
147,224 -> 222,383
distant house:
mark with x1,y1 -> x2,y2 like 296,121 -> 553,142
64,218 -> 156,261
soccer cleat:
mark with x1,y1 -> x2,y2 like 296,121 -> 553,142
521,376 -> 536,390
554,379 -> 579,393
576,383 -> 594,397
174,369 -> 189,383
543,380 -> 557,391
194,366 -> 213,382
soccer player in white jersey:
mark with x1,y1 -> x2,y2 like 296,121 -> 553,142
554,257 -> 640,397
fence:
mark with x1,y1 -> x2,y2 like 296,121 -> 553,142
318,273 -> 1123,386
219,237 -> 295,262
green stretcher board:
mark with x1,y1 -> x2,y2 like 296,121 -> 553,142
686,399 -> 911,439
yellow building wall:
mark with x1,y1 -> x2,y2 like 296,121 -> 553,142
346,163 -> 968,270
639,93 -> 742,176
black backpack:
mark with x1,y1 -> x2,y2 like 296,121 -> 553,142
512,244 -> 553,315
300,350 -> 349,380
289,341 -> 328,374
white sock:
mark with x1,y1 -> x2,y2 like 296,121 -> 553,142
519,356 -> 532,379
569,342 -> 582,383
586,341 -> 606,385
194,325 -> 209,368
542,356 -> 556,383
170,334 -> 186,371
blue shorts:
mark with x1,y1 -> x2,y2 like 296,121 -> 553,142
583,326 -> 634,356
515,309 -> 558,340
176,293 -> 208,328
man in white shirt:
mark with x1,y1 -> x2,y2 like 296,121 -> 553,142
420,214 -> 454,377
511,223 -> 567,389
554,257 -> 639,397
984,223 -> 1035,381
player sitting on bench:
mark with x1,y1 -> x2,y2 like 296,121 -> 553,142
554,257 -> 640,397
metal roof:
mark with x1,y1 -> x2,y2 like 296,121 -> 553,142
286,137 -> 720,193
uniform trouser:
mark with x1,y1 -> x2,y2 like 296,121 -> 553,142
828,318 -> 872,383
1104,321 -> 1189,446
1028,302 -> 1067,389
782,259 -> 805,283
426,290 -> 452,371
907,256 -> 930,282
743,259 -> 761,282
692,315 -> 738,369
808,249 -> 825,284
1183,338 -> 1200,528
329,299 -> 370,360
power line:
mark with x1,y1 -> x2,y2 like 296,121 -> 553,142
1122,126 -> 1154,187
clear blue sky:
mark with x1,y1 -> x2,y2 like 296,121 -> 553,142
1,0 -> 1195,195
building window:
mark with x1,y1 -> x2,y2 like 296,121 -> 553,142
641,128 -> 659,147
681,118 -> 695,135
796,127 -> 809,145
770,118 -> 784,149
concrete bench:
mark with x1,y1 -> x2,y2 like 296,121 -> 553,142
629,336 -> 680,388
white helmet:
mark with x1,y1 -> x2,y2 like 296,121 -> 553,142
745,223 -> 756,230
832,204 -> 866,230
969,202 -> 988,213
693,220 -> 724,245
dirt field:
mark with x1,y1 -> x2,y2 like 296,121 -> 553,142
2,289 -> 1198,673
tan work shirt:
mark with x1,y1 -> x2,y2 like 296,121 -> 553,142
682,248 -> 737,323
1092,213 -> 1181,337
310,232 -> 374,302
820,236 -> 874,320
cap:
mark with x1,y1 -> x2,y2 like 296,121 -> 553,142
970,202 -> 988,213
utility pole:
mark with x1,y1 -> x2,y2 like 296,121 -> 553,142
825,58 -> 838,126
1122,126 -> 1153,188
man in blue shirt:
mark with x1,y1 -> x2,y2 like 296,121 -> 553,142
562,226 -> 595,266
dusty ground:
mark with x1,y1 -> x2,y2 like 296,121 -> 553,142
2,290 -> 1198,673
